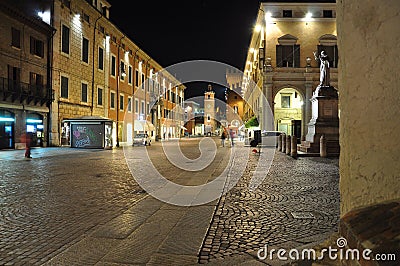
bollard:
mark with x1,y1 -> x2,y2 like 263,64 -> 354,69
282,133 -> 286,153
291,135 -> 297,158
320,134 -> 327,157
277,134 -> 282,151
286,135 -> 291,155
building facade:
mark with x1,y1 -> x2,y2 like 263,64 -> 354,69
0,1 -> 55,149
243,1 -> 337,140
0,0 -> 185,149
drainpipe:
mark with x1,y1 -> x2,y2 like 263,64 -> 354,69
116,35 -> 125,147
91,14 -> 103,116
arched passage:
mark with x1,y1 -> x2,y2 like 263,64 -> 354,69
273,87 -> 304,141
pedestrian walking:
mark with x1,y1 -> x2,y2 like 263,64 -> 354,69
229,129 -> 234,147
23,132 -> 32,158
221,130 -> 226,147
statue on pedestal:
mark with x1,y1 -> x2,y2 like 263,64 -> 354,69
313,50 -> 330,87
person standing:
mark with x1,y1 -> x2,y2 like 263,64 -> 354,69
221,130 -> 226,147
24,132 -> 32,158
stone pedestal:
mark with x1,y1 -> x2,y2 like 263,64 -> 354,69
299,86 -> 340,156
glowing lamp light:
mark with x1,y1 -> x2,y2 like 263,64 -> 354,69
249,48 -> 255,53
0,117 -> 15,122
27,119 -> 43,123
255,24 -> 262,32
306,12 -> 313,19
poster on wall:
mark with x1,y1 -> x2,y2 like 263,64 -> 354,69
71,123 -> 104,148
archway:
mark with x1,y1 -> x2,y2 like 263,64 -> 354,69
273,87 -> 304,142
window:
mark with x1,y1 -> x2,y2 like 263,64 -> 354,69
141,74 -> 145,89
283,10 -> 292,17
128,66 -> 132,84
317,45 -> 339,68
233,106 -> 238,114
82,37 -> 89,63
147,103 -> 150,114
81,83 -> 88,102
323,10 -> 333,18
30,37 -> 44,57
98,47 -> 104,70
281,94 -> 291,108
135,70 -> 139,87
207,115 -> 211,121
135,99 -> 139,113
128,97 -> 132,112
29,73 -> 43,92
111,55 -> 116,76
61,76 -> 69,98
83,13 -> 90,23
11,28 -> 21,48
110,92 -> 115,109
120,94 -> 124,110
120,61 -> 125,81
276,45 -> 300,67
97,87 -> 103,106
61,25 -> 70,54
141,101 -> 145,115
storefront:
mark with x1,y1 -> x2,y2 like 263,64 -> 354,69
0,110 -> 15,149
26,113 -> 45,147
62,116 -> 113,149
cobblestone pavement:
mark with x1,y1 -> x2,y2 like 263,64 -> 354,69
200,151 -> 340,265
0,147 -> 146,265
0,139 -> 339,265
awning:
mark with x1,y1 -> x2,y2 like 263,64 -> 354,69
134,120 -> 155,131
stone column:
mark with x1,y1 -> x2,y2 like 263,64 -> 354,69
286,135 -> 291,155
281,133 -> 286,153
338,0 -> 400,215
291,135 -> 297,158
320,135 -> 326,158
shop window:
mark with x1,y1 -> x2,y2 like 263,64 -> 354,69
323,10 -> 333,18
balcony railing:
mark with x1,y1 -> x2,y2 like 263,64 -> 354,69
0,77 -> 54,106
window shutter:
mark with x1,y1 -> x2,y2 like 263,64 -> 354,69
294,44 -> 300,67
276,45 -> 283,67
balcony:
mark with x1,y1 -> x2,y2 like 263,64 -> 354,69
0,77 -> 54,106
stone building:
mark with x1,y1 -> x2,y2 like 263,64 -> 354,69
203,85 -> 217,135
0,1 -> 55,149
243,1 -> 337,139
1,0 -> 185,148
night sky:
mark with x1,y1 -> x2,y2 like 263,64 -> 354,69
106,0 -> 335,100
106,0 -> 260,100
